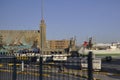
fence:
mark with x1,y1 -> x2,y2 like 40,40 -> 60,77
0,52 -> 94,80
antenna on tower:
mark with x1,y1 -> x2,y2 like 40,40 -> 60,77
41,0 -> 44,20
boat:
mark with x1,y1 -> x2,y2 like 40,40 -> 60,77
78,43 -> 120,55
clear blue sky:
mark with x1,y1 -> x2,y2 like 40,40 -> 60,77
0,0 -> 120,44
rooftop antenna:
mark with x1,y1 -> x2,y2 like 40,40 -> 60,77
41,0 -> 44,20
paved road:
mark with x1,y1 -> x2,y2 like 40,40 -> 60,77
94,57 -> 120,80
0,56 -> 120,80
0,70 -> 85,80
0,65 -> 86,80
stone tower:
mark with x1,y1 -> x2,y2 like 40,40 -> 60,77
40,19 -> 46,50
40,0 -> 46,50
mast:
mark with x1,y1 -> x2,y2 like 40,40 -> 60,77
41,0 -> 44,20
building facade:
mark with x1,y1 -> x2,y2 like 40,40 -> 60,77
47,40 -> 70,49
0,30 -> 74,50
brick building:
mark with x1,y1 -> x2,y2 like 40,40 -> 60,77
47,40 -> 70,49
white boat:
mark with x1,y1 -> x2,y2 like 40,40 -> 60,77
78,44 -> 120,55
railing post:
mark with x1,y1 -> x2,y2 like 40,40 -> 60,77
12,57 -> 17,80
39,57 -> 43,80
87,51 -> 93,80
21,61 -> 24,71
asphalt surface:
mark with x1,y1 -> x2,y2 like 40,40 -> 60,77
0,56 -> 120,80
93,57 -> 120,80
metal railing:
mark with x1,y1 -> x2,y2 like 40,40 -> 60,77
0,52 -> 94,80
